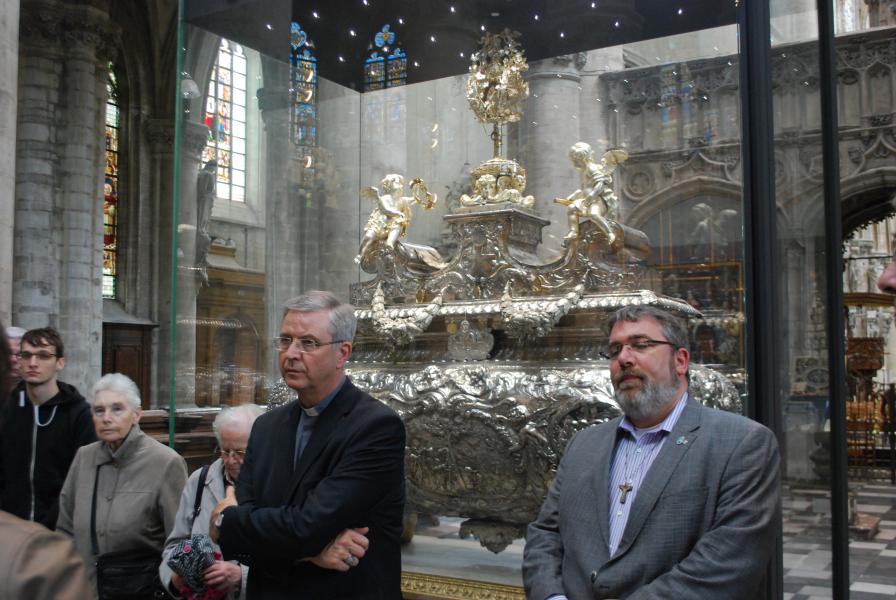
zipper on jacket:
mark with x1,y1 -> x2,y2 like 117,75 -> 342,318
29,404 -> 37,521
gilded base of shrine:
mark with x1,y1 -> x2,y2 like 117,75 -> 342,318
402,572 -> 525,600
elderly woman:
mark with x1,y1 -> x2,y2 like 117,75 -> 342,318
160,403 -> 265,599
57,373 -> 188,596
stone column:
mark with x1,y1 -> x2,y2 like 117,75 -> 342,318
14,0 -> 113,395
174,121 -> 209,407
145,118 -> 176,408
56,2 -> 114,395
258,84 -> 300,379
14,2 -> 64,331
520,53 -> 587,250
150,117 -> 208,408
0,0 -> 19,323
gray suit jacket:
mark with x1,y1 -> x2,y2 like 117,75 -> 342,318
522,398 -> 780,600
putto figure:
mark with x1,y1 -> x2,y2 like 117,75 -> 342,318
555,143 -> 629,245
355,174 -> 436,264
459,174 -> 495,207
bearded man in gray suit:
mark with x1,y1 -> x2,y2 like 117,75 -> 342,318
523,305 -> 780,600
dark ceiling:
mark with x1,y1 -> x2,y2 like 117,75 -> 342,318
185,0 -> 737,90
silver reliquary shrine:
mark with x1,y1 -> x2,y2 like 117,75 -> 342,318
336,30 -> 740,553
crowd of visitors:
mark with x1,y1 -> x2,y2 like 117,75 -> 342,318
0,291 -> 407,600
3,282 -> 848,599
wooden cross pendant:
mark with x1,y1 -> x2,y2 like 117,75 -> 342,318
618,482 -> 633,504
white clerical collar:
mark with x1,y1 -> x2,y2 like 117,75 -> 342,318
298,375 -> 346,418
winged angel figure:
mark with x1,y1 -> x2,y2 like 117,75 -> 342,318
554,142 -> 629,245
355,174 -> 436,264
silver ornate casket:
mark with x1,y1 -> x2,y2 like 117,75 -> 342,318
342,206 -> 739,552
271,30 -> 740,553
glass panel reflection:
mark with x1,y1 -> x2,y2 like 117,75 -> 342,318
176,1 -> 754,595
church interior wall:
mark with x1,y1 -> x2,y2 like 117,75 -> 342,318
4,1 -> 896,596
0,0 -> 20,323
315,75 -> 362,297
4,0 -> 895,412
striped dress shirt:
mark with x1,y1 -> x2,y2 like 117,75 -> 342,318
606,392 -> 688,557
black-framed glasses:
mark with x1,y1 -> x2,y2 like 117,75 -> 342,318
272,336 -> 345,353
17,351 -> 58,361
599,337 -> 679,360
218,448 -> 247,460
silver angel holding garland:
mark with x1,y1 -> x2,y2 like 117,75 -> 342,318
355,174 -> 436,264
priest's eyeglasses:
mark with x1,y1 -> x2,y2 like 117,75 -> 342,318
600,337 -> 678,360
273,336 -> 345,353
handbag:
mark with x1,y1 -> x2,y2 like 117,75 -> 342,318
91,462 -> 166,600
95,548 -> 165,600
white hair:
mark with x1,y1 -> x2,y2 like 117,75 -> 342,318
213,404 -> 266,443
6,326 -> 26,340
91,373 -> 141,409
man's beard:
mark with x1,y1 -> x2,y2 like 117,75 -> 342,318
613,368 -> 680,424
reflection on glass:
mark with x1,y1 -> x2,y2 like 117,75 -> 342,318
176,4 -> 759,596
204,40 -> 246,202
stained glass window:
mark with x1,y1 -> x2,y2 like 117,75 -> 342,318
290,22 -> 317,181
364,24 -> 407,92
103,66 -> 120,299
203,39 -> 247,202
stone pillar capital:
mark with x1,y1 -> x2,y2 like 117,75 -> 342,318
181,120 -> 210,161
63,4 -> 118,60
19,1 -> 64,46
144,118 -> 176,154
145,118 -> 207,160
21,0 -> 117,61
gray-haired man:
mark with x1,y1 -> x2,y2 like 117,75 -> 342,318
212,291 -> 406,600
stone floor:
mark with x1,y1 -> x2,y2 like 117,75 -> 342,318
783,479 -> 896,599
403,478 -> 896,597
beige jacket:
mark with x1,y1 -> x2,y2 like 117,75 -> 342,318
57,425 -> 188,583
0,509 -> 96,600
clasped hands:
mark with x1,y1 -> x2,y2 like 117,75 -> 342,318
170,562 -> 242,594
208,487 -> 370,572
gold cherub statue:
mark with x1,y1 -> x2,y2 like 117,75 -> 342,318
554,142 -> 628,244
493,173 -> 534,208
356,174 -> 436,264
459,173 -> 495,207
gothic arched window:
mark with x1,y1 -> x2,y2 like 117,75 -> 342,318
364,24 -> 407,92
103,66 -> 120,299
291,22 -> 317,181
203,39 -> 247,202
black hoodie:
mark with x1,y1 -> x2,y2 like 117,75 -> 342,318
0,381 -> 97,529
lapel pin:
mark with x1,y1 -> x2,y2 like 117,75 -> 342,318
675,436 -> 688,445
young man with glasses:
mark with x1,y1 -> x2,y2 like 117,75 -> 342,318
523,305 -> 780,600
0,327 -> 96,529
210,290 -> 406,600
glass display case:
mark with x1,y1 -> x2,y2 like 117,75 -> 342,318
170,0 -> 852,596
